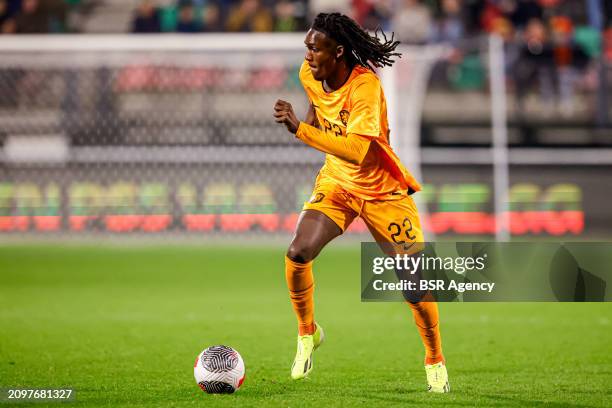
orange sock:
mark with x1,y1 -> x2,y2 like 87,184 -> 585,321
285,256 -> 315,335
407,301 -> 444,365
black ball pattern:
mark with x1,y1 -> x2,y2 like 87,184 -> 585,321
201,345 -> 239,373
199,380 -> 236,394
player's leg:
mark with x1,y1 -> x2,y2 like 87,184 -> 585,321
286,184 -> 357,379
361,195 -> 449,392
286,209 -> 343,337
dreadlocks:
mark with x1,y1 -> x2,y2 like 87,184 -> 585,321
311,12 -> 401,71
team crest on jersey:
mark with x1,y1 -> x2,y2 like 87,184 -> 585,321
309,193 -> 325,204
339,110 -> 350,126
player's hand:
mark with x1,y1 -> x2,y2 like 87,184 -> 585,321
273,99 -> 300,134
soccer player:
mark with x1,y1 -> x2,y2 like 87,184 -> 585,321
273,12 -> 449,393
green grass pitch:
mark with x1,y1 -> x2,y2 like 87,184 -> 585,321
0,244 -> 610,407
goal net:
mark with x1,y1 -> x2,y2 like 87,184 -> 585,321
0,34 -> 585,239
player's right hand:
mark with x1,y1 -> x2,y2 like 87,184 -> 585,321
273,99 -> 300,134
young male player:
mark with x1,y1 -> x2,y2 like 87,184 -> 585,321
273,12 -> 449,393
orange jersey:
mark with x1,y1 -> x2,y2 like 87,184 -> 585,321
299,61 -> 421,200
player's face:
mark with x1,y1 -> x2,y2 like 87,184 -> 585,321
304,29 -> 340,81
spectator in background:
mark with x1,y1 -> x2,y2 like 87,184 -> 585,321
225,0 -> 272,32
274,0 -> 297,32
14,0 -> 48,33
490,13 -> 516,42
481,0 -> 541,34
549,15 -> 591,113
2,0 -> 69,33
131,0 -> 161,33
176,1 -> 201,33
430,0 -> 464,45
202,1 -> 222,32
513,18 -> 557,113
477,1 -> 545,35
1,0 -> 19,16
0,0 -> 16,33
391,0 -> 431,44
480,0 -> 503,32
353,0 -> 393,31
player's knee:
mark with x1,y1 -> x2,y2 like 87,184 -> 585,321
286,241 -> 316,264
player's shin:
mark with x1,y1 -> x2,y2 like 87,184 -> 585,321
285,256 -> 315,335
407,301 -> 444,365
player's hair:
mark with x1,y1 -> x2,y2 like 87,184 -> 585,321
311,12 -> 400,71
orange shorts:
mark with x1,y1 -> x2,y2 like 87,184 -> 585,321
302,176 -> 424,247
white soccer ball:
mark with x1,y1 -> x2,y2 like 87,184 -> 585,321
194,345 -> 245,394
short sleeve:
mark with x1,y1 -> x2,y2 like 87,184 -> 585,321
346,76 -> 381,138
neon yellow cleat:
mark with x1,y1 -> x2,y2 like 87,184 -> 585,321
291,323 -> 324,380
425,361 -> 450,393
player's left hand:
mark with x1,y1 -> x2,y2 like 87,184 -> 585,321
273,99 -> 300,134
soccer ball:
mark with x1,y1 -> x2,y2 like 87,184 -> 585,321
194,345 -> 245,394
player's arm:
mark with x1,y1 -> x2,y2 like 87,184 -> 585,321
295,123 -> 371,165
274,99 -> 370,165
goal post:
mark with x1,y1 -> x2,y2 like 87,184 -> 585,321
381,38 -> 509,241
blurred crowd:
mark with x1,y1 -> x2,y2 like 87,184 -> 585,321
0,1 -> 609,37
0,0 -> 72,33
130,0 -> 309,33
1,0 -> 611,117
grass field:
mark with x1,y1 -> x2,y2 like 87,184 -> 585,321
0,244 -> 610,407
